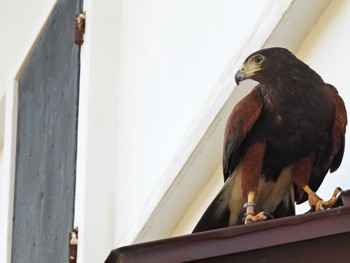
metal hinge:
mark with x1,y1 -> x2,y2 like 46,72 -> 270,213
74,13 -> 86,46
69,227 -> 78,263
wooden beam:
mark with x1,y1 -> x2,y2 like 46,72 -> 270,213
106,191 -> 350,263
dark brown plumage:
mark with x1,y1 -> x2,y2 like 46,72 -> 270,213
193,47 -> 347,233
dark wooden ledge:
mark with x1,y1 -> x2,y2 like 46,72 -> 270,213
106,190 -> 350,263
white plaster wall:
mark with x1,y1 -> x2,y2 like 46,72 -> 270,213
114,0 -> 292,246
172,165 -> 223,236
74,0 -> 120,262
0,1 -> 57,98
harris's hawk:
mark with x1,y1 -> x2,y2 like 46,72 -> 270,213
193,47 -> 347,232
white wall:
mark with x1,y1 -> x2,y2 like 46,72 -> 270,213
0,1 -> 57,98
74,0 -> 120,262
114,0 -> 293,246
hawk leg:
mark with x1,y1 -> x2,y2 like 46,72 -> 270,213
243,192 -> 273,224
243,192 -> 256,224
241,142 -> 267,225
293,155 -> 343,211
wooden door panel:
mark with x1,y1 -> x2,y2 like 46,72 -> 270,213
12,0 -> 81,262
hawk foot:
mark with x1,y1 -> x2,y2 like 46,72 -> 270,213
308,187 -> 342,211
243,212 -> 274,225
324,187 -> 342,208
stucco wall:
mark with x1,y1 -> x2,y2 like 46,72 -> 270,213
113,0 -> 292,246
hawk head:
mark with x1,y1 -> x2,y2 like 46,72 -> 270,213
234,47 -> 320,85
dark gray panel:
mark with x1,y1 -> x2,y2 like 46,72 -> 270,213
12,0 -> 80,262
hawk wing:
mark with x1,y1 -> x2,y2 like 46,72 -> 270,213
223,86 -> 263,181
193,87 -> 263,232
298,84 -> 347,203
326,84 -> 347,172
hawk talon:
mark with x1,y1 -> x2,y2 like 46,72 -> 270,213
243,211 -> 273,225
243,213 -> 255,224
263,211 -> 274,220
324,187 -> 342,208
315,199 -> 326,211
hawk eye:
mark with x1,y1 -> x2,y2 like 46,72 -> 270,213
254,55 -> 263,64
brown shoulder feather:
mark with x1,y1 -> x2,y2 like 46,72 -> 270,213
223,86 -> 263,181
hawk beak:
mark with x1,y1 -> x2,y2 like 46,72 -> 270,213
235,69 -> 246,85
235,64 -> 261,85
